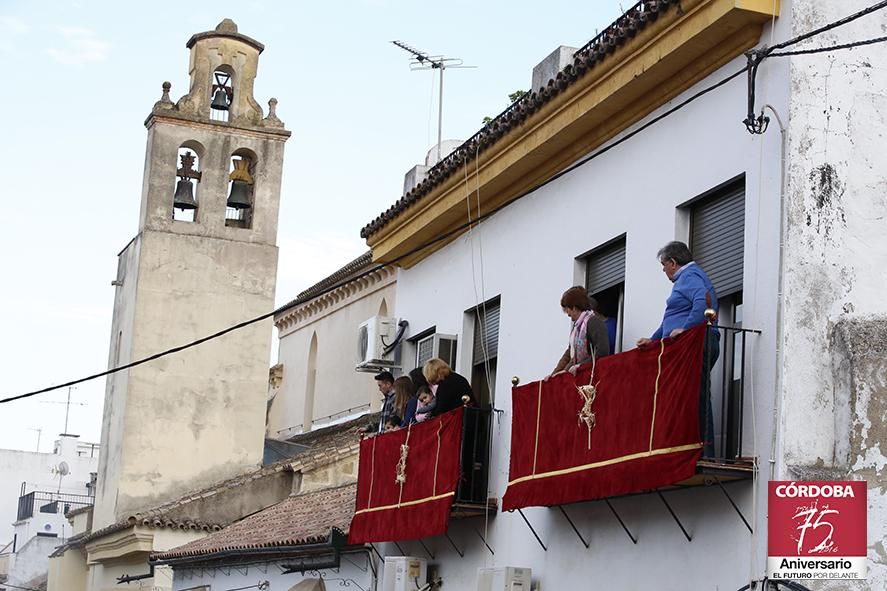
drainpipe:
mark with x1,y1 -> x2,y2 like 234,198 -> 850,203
763,103 -> 787,482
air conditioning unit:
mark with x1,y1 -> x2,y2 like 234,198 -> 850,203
414,333 -> 457,369
476,566 -> 532,591
381,556 -> 427,591
356,316 -> 401,372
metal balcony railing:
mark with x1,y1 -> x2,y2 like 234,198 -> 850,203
455,407 -> 493,505
706,324 -> 761,464
16,491 -> 93,522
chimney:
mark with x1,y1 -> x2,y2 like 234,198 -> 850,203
532,46 -> 578,92
402,140 -> 464,195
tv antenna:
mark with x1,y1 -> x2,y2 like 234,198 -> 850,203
40,386 -> 86,435
391,40 -> 475,164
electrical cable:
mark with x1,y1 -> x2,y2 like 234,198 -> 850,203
769,34 -> 887,57
0,64 -> 749,406
6,3 -> 885,406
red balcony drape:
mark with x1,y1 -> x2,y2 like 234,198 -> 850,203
349,407 -> 464,544
503,325 -> 706,511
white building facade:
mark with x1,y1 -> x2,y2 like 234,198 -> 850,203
360,0 -> 887,589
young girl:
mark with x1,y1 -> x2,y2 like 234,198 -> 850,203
392,376 -> 418,427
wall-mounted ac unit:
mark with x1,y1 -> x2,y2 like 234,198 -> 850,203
381,556 -> 427,591
356,316 -> 402,372
477,566 -> 532,591
414,332 -> 457,369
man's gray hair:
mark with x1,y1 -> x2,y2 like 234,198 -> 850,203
657,241 -> 693,266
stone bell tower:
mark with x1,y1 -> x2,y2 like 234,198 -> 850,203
93,19 -> 290,529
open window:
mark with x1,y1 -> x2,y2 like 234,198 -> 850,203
225,149 -> 256,228
583,235 -> 626,353
210,66 -> 233,122
172,144 -> 203,222
688,176 -> 745,458
468,297 -> 500,407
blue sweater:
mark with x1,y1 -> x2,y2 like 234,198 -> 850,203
651,263 -> 718,340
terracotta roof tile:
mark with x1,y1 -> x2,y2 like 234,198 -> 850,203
151,483 -> 357,562
360,0 -> 678,239
277,252 -> 374,313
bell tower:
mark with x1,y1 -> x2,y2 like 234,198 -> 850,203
93,19 -> 290,529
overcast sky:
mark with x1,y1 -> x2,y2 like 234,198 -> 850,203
0,0 -> 618,452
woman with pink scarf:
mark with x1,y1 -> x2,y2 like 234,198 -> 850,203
550,286 -> 611,377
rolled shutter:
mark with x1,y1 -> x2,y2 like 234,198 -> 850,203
690,185 -> 745,297
586,238 -> 626,295
473,300 -> 500,364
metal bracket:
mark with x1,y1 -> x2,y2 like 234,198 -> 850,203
715,478 -> 753,533
369,543 -> 384,562
557,505 -> 590,549
474,526 -> 495,556
657,490 -> 692,542
444,532 -> 464,557
605,499 -> 637,544
417,538 -> 436,560
517,509 -> 548,551
743,48 -> 771,134
393,541 -> 406,556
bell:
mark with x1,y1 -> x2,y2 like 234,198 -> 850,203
210,87 -> 229,111
173,179 -> 198,210
227,180 -> 252,209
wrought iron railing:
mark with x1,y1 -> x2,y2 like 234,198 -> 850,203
455,407 -> 493,505
16,491 -> 93,522
706,324 -> 761,463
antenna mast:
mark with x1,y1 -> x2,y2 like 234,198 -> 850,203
391,40 -> 474,164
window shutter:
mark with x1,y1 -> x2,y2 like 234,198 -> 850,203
690,185 -> 745,297
585,239 -> 626,295
473,300 -> 500,364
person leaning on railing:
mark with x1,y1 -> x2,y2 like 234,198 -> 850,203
636,241 -> 720,458
423,357 -> 476,416
549,286 -> 611,378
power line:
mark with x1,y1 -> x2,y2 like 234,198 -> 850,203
2,5 -> 884,406
769,34 -> 887,57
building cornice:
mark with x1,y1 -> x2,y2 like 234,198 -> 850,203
365,0 -> 779,268
85,526 -> 154,564
275,266 -> 396,336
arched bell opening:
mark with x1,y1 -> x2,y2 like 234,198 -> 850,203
172,143 -> 204,222
210,65 -> 234,122
225,148 -> 257,228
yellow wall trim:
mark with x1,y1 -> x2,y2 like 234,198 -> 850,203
368,0 -> 779,267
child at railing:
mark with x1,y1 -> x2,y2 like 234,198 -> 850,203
383,416 -> 402,432
414,386 -> 437,423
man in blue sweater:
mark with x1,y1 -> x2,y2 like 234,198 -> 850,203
637,241 -> 720,457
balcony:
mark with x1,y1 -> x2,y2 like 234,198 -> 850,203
16,491 -> 93,522
451,407 -> 496,518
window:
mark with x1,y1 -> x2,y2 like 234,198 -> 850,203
469,297 -> 500,407
210,67 -> 233,122
226,150 -> 256,228
689,179 -> 745,298
583,236 -> 626,353
688,177 -> 745,457
173,145 -> 202,222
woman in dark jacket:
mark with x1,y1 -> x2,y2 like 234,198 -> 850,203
422,358 -> 475,416
392,376 -> 418,427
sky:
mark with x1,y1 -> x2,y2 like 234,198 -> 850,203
0,0 -> 620,452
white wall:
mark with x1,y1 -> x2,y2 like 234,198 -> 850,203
5,535 -> 58,587
0,435 -> 97,544
271,276 -> 396,437
387,15 -> 790,589
169,551 -> 374,591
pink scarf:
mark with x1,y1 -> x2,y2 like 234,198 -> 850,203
569,310 -> 593,366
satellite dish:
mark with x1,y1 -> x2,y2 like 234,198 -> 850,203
55,461 -> 70,477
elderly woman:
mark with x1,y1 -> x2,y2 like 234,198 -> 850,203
551,286 -> 610,376
423,358 -> 475,417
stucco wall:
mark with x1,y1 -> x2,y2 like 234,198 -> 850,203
385,17 -> 789,590
47,547 -> 88,591
6,535 -> 58,587
0,435 -> 97,543
779,2 -> 887,586
270,279 -> 396,437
